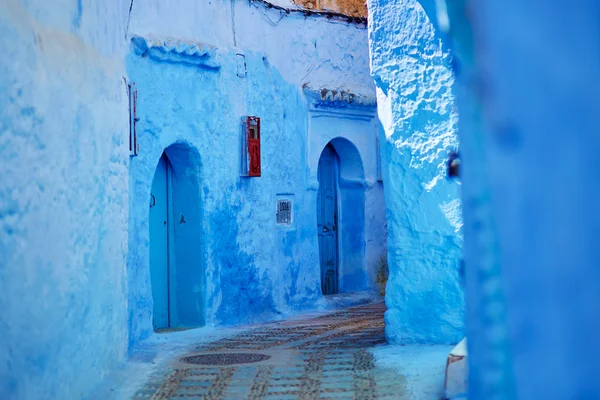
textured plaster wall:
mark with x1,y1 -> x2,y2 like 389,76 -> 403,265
0,0 -> 383,397
441,0 -> 600,398
129,1 -> 374,96
367,0 -> 464,344
127,0 -> 384,348
0,0 -> 130,398
126,50 -> 317,340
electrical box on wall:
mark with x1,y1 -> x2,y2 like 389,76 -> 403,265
240,116 -> 261,177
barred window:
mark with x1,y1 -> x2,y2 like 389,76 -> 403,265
276,199 -> 292,225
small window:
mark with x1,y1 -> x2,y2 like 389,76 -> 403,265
276,199 -> 293,225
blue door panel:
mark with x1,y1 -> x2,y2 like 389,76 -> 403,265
149,154 -> 170,329
318,144 -> 339,295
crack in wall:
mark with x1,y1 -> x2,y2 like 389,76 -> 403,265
251,0 -> 367,25
125,0 -> 134,39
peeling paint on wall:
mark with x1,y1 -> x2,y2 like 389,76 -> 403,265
293,0 -> 367,17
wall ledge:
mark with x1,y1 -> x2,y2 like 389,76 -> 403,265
131,36 -> 220,70
304,86 -> 377,110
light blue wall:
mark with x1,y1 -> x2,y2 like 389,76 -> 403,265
0,0 -> 130,398
441,0 -> 600,398
126,48 -> 316,341
125,1 -> 386,348
1,0 -> 386,397
367,0 -> 464,344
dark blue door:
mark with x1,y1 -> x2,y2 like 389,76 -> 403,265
317,144 -> 339,295
149,154 -> 170,329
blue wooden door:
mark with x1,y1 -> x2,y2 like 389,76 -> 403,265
317,144 -> 339,295
149,154 -> 170,329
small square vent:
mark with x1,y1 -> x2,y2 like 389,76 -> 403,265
276,199 -> 293,225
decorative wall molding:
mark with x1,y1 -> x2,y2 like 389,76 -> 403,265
304,86 -> 377,121
131,36 -> 221,70
304,86 -> 377,111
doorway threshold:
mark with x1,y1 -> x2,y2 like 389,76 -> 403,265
322,290 -> 383,310
154,326 -> 197,334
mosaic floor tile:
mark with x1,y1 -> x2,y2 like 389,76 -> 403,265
133,302 -> 408,399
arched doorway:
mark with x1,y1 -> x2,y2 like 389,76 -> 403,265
316,137 -> 367,295
317,144 -> 340,295
149,143 -> 204,331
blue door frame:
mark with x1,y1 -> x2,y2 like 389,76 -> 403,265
317,144 -> 339,295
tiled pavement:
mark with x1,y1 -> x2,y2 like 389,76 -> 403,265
132,302 -> 408,399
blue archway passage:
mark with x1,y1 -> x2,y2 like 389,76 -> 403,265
149,153 -> 171,329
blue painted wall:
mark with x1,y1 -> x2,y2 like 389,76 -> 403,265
0,0 -> 131,398
440,0 -> 600,397
125,1 -> 386,349
367,0 -> 464,344
125,48 -> 313,341
125,48 -> 383,347
1,0 -> 386,397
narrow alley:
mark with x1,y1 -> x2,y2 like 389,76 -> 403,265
4,0 -> 600,398
128,302 -> 409,399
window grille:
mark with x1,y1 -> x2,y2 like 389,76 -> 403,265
276,199 -> 292,225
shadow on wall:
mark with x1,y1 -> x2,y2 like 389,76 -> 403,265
210,180 -> 279,326
148,142 -> 205,331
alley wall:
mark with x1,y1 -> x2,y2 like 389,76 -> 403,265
367,0 -> 464,344
126,0 -> 385,348
0,0 -> 131,398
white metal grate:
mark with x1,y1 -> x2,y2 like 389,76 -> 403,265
276,199 -> 292,225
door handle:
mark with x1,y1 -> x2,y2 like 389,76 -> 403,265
323,226 -> 329,233
332,225 -> 336,231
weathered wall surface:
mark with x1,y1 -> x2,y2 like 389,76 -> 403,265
0,0 -> 130,398
126,49 -> 317,338
367,0 -> 464,344
129,1 -> 374,94
0,0 -> 383,397
442,0 -> 600,398
127,0 -> 384,348
293,0 -> 368,17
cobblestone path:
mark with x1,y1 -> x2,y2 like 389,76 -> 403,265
132,302 -> 407,399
